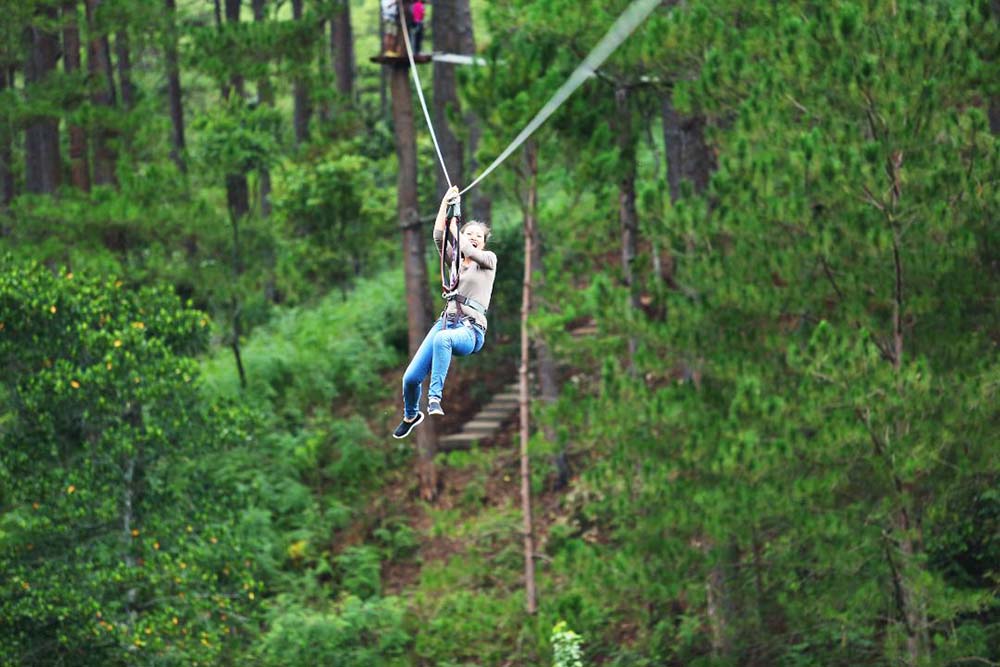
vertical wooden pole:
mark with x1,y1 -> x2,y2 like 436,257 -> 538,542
164,0 -> 186,173
519,140 -> 539,614
390,60 -> 437,500
63,0 -> 91,191
330,0 -> 354,100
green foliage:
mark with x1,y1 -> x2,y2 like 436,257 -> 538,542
194,101 -> 283,177
257,594 -> 410,667
0,257 -> 265,665
336,545 -> 383,599
373,518 -> 419,562
273,146 -> 396,294
4,0 -> 998,665
201,268 -> 406,415
552,621 -> 585,667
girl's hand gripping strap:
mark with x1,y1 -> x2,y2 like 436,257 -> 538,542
440,197 -> 462,294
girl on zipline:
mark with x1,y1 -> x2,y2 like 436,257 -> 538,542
393,185 -> 497,439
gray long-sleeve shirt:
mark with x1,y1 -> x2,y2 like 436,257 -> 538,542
434,228 -> 497,331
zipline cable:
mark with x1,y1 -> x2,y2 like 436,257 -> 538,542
399,9 -> 452,189
459,0 -> 663,196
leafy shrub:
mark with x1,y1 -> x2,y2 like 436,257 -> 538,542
258,594 -> 410,667
335,546 -> 383,600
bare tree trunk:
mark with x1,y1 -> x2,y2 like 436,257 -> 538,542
378,13 -> 387,119
991,1 -> 1000,133
224,0 -> 246,97
121,454 -> 138,635
252,0 -> 272,217
63,1 -> 90,191
662,94 -> 713,203
24,5 -> 62,194
115,30 -> 135,111
432,0 -> 463,195
390,62 -> 437,500
315,18 -> 332,125
453,0 -> 488,219
698,537 -> 732,658
887,163 -> 927,667
330,0 -> 354,100
86,0 -> 117,186
220,0 -> 249,387
291,0 -> 311,144
164,0 -> 186,173
519,140 -> 539,615
220,0 -> 248,217
0,67 -> 14,207
614,86 -> 640,370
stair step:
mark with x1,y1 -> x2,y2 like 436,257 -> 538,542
462,419 -> 503,430
484,399 -> 517,409
440,432 -> 483,441
475,409 -> 514,420
482,405 -> 517,415
439,433 -> 486,447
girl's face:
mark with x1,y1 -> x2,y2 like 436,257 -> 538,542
462,224 -> 486,250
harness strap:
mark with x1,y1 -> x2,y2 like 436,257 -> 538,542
443,291 -> 488,316
440,199 -> 461,294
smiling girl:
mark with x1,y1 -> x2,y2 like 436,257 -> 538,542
394,185 -> 498,439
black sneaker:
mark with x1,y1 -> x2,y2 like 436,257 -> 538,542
427,398 -> 444,416
392,411 -> 425,439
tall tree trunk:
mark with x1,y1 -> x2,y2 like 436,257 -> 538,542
519,140 -> 539,615
330,0 -> 354,100
221,0 -> 249,387
528,191 -> 562,482
698,537 -> 733,659
115,30 -> 135,110
614,86 -> 640,371
453,0 -> 488,219
390,63 -> 437,500
86,0 -> 117,186
220,0 -> 248,218
24,6 -> 62,195
291,0 -> 311,144
660,92 -> 714,305
991,1 -> 1000,134
887,160 -> 927,667
0,68 -> 14,207
252,0 -> 272,217
164,0 -> 186,173
662,93 -> 713,202
224,0 -> 246,98
121,453 -> 138,636
431,0 -> 463,195
63,1 -> 90,191
315,18 -> 332,125
378,13 -> 387,119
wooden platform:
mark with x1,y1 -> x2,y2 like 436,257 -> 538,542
370,53 -> 433,65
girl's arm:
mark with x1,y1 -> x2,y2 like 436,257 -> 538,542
433,185 -> 460,257
459,237 -> 497,270
433,185 -> 460,235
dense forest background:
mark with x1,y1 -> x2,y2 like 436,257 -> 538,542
1,0 -> 998,665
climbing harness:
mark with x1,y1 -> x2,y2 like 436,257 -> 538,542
437,196 -> 488,326
398,0 -> 663,196
443,292 -> 488,317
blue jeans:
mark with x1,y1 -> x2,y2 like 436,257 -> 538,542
402,316 -> 484,419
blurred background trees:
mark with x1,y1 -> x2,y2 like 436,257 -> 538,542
0,1 -> 996,665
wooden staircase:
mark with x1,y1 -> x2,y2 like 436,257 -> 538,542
438,381 -> 520,451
